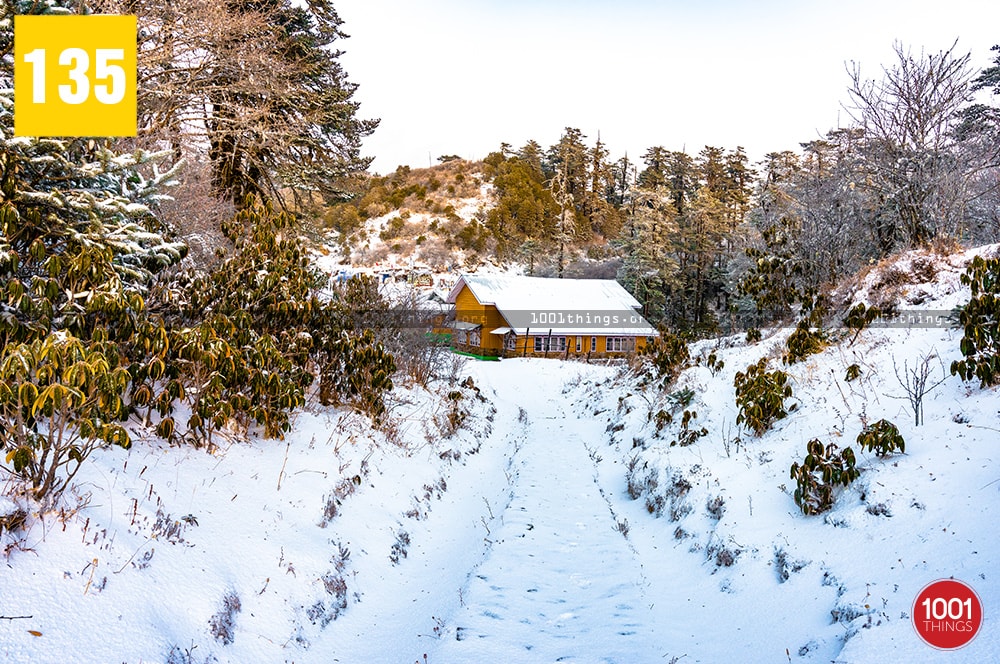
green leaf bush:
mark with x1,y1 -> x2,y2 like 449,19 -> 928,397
162,200 -> 396,442
856,419 -> 905,457
0,333 -> 131,500
790,438 -> 860,515
734,358 -> 793,436
782,295 -> 828,364
637,331 -> 691,389
950,255 -> 1000,387
783,320 -> 826,364
844,303 -> 881,344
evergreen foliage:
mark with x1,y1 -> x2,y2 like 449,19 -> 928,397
636,331 -> 691,389
856,419 -> 905,457
790,439 -> 860,515
619,146 -> 752,330
782,300 -> 828,365
734,358 -> 793,436
1,2 -> 393,499
950,255 -> 1000,387
782,320 -> 826,364
844,303 -> 882,345
1,1 -> 186,349
0,332 -> 132,501
161,200 -> 395,443
1,0 -> 185,498
121,0 -> 377,207
616,187 -> 678,318
484,151 -> 559,263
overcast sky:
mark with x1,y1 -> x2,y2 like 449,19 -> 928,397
333,0 -> 999,174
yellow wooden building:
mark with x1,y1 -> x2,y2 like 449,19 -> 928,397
445,274 -> 658,359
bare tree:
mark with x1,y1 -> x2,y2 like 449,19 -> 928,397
846,41 -> 983,249
891,350 -> 948,426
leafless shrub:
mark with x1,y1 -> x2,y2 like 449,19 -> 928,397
165,644 -> 210,664
628,464 -> 692,522
846,41 -> 981,246
706,495 -> 726,520
624,456 -> 650,500
774,547 -> 809,583
891,350 -> 948,425
668,476 -> 694,522
417,237 -> 459,271
909,256 -> 939,282
151,508 -> 188,545
157,159 -> 235,268
709,541 -> 741,568
389,529 -> 411,565
351,244 -> 389,266
209,591 -> 242,645
321,574 -> 348,609
0,508 -> 28,538
331,542 -> 351,573
319,477 -> 360,527
866,502 -> 893,517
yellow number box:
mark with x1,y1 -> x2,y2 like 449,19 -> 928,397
14,15 -> 137,137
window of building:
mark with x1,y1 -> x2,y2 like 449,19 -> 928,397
606,337 -> 636,352
591,336 -> 597,352
533,336 -> 566,352
575,336 -> 581,352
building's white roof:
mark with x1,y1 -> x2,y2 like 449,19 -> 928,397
448,274 -> 658,337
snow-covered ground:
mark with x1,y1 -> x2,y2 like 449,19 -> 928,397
2,247 -> 999,663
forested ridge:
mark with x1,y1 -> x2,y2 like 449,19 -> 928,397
330,43 -> 1000,336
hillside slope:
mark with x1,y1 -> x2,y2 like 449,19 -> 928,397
320,159 -> 495,271
0,244 -> 997,663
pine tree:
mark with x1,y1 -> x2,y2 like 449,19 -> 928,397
638,146 -> 669,190
517,140 -> 546,181
617,187 -> 678,321
549,166 -> 576,277
721,147 -> 754,229
585,135 -> 623,239
609,155 -> 635,207
697,146 -> 727,195
1,1 -> 185,347
546,128 -> 589,216
679,188 -> 728,327
120,0 -> 377,207
664,150 -> 697,216
484,151 -> 558,261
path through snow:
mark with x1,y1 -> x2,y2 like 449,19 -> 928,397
422,360 -> 850,664
434,386 -> 662,662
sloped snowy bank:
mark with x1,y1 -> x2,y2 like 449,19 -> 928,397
1,246 -> 998,664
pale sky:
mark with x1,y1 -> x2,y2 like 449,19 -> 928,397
333,0 -> 1000,173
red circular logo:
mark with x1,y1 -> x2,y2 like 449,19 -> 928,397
912,579 -> 983,650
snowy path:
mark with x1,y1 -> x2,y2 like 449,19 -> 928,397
432,366 -> 670,663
